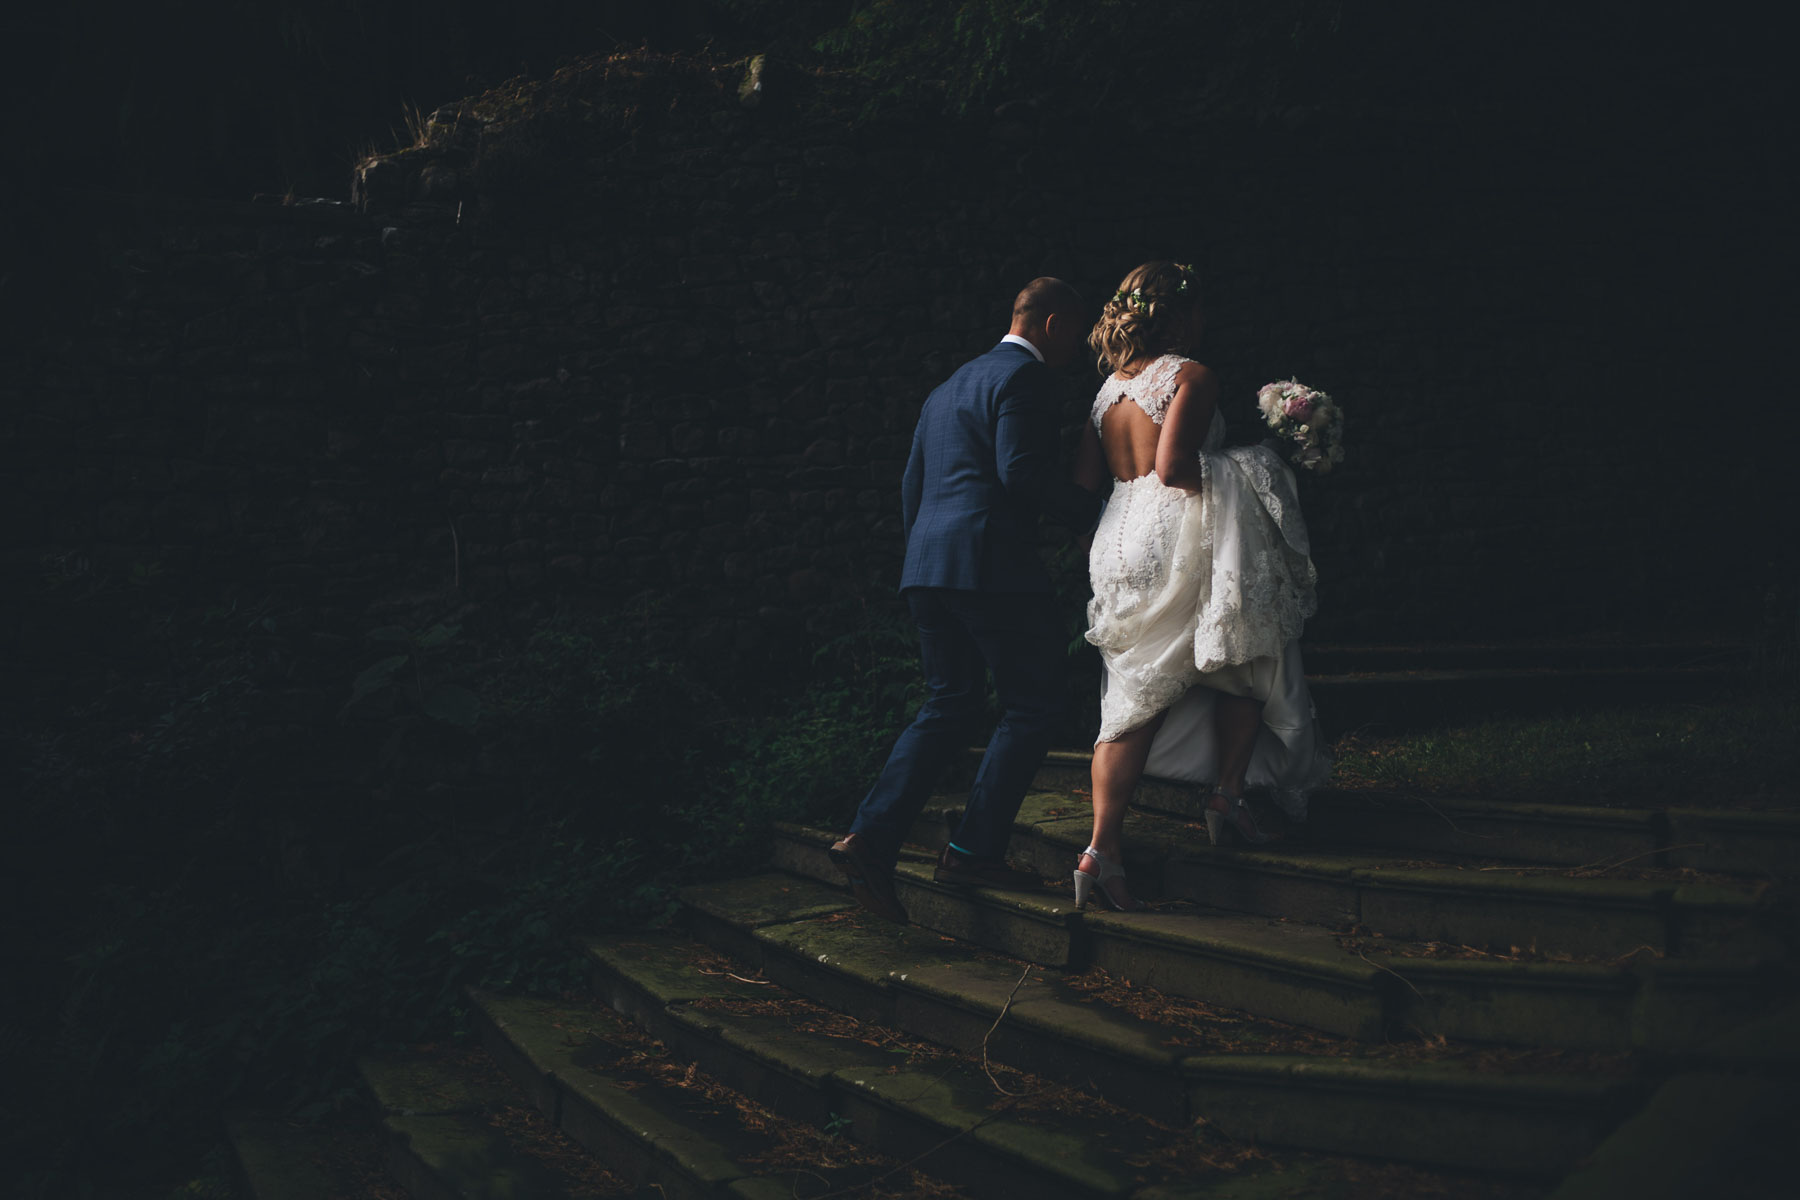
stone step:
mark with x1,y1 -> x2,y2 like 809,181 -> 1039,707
905,796 -> 1783,961
1298,641 -> 1751,676
1545,1001 -> 1800,1200
634,879 -> 1642,1176
222,1111 -> 343,1200
470,972 -> 1183,1199
357,1047 -> 627,1199
1303,665 -> 1743,734
463,983 -> 955,1200
771,833 -> 1792,1052
1016,749 -> 1800,873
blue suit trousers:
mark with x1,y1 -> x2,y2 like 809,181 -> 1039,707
847,587 -> 1065,873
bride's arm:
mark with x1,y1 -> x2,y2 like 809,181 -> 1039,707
1154,362 -> 1218,493
1072,420 -> 1106,493
1071,421 -> 1106,555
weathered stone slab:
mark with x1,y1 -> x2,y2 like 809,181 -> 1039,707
464,987 -> 758,1200
677,871 -> 852,967
1546,1071 -> 1799,1200
750,916 -> 905,1026
357,1053 -> 515,1116
1631,958 -> 1793,1055
1083,909 -> 1387,1040
381,1112 -> 576,1200
1301,791 -> 1665,866
891,861 -> 1079,966
1667,808 -> 1800,874
678,872 -> 852,928
1165,847 -> 1362,928
583,931 -> 779,1035
659,1003 -> 892,1134
1389,957 -> 1640,1050
828,1062 -> 1137,1199
1182,1055 -> 1635,1176
222,1112 -> 339,1200
1353,866 -> 1670,957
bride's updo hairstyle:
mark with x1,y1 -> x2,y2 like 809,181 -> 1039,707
1089,260 -> 1202,376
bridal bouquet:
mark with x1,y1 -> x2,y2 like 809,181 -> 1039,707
1257,379 -> 1344,474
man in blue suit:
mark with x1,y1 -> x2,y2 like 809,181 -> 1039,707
830,278 -> 1100,923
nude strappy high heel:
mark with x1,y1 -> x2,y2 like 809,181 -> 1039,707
1072,845 -> 1145,912
1204,787 -> 1272,846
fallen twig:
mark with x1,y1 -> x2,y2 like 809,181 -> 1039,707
1414,794 -> 1498,839
981,965 -> 1033,1096
1356,950 -> 1425,999
1474,842 -> 1707,877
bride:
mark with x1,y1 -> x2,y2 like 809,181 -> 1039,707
1070,261 -> 1331,911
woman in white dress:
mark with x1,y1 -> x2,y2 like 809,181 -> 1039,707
1070,261 -> 1331,911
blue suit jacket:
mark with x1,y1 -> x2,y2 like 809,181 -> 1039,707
899,342 -> 1100,593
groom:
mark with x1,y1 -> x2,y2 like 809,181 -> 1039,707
830,278 -> 1099,924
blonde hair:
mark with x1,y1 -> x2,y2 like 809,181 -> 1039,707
1089,260 -> 1202,376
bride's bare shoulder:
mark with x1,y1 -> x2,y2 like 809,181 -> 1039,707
1172,358 -> 1217,389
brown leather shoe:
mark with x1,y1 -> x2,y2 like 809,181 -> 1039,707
828,833 -> 909,925
934,845 -> 1041,890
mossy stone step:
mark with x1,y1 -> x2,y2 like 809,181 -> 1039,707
1002,748 -> 1800,873
473,978 -> 1140,1198
1303,665 -> 1743,734
585,925 -> 1604,1187
614,896 -> 1642,1176
598,917 -> 1192,1126
1550,999 -> 1800,1200
358,1050 -> 627,1199
222,1112 -> 342,1200
466,985 -> 951,1200
1297,642 -> 1751,675
767,834 -> 1795,1051
955,795 -> 1782,959
1667,807 -> 1800,874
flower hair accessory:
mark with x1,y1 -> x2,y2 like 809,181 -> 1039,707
1256,378 -> 1344,475
1112,264 -> 1196,312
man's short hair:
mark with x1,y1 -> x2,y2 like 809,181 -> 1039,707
1013,277 -> 1085,322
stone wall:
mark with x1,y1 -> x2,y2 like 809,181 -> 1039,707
5,66 -> 1757,699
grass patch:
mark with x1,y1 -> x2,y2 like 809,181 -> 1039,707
1330,695 -> 1799,809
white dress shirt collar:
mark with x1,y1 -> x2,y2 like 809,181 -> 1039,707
1000,333 -> 1045,363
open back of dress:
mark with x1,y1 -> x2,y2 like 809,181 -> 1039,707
1085,354 -> 1331,818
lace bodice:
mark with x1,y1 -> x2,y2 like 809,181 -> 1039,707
1091,353 -> 1224,450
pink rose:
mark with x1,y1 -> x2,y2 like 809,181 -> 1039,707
1283,393 -> 1314,418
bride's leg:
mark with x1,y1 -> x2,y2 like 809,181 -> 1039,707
1213,693 -> 1264,797
1085,712 -> 1165,870
1207,693 -> 1275,844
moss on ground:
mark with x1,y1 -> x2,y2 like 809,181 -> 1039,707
1330,696 -> 1798,810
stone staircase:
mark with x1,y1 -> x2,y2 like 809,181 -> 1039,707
228,741 -> 1797,1199
1286,639 -> 1753,735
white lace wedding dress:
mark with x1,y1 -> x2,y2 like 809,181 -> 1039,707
1086,353 -> 1331,819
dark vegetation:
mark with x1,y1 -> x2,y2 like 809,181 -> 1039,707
3,2 -> 1791,1196
5,559 -> 942,1195
12,1 -> 1774,200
